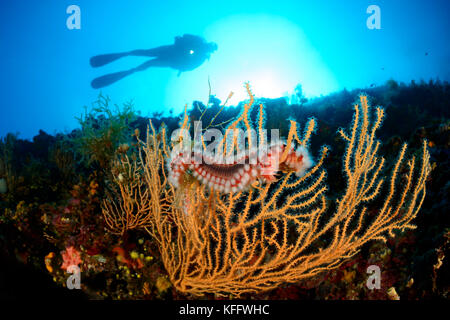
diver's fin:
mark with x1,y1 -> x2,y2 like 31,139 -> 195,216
91,59 -> 166,88
91,70 -> 134,89
90,53 -> 128,68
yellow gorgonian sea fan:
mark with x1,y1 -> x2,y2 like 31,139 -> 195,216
103,84 -> 431,297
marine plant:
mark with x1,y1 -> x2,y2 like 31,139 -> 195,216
74,94 -> 137,169
102,84 -> 431,297
49,141 -> 76,184
0,133 -> 17,197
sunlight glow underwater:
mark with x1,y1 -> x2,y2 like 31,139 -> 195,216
166,14 -> 339,109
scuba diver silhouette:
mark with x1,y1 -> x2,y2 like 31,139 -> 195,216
90,34 -> 218,89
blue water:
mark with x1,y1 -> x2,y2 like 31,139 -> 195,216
1,0 -> 449,139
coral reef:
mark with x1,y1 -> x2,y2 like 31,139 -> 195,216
0,80 -> 448,300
